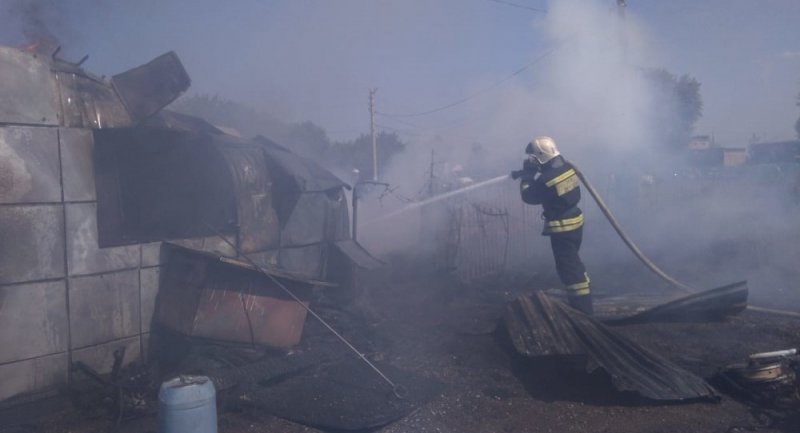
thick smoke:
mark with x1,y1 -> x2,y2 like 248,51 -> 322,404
358,0 -> 800,309
360,0 -> 662,251
5,0 -> 63,53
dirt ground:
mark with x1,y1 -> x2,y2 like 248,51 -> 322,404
3,258 -> 800,433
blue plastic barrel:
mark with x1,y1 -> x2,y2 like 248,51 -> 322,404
158,375 -> 217,433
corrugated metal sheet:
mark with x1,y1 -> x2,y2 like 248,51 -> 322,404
333,240 -> 383,269
504,291 -> 719,401
605,281 -> 748,325
0,46 -> 189,129
110,51 -> 190,121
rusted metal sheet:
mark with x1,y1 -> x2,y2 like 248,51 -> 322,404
605,281 -> 749,325
217,143 -> 279,253
0,46 -> 60,125
156,245 -> 320,348
0,45 -> 188,129
54,70 -> 133,129
504,291 -> 718,401
111,51 -> 191,121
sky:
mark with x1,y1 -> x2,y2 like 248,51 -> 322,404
1,0 -> 799,154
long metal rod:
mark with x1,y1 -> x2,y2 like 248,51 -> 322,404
205,225 -> 404,396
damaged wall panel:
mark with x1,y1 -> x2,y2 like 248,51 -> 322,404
59,128 -> 96,202
0,281 -> 68,364
0,126 -> 61,204
139,267 -> 161,333
54,71 -> 133,129
71,336 -> 142,376
0,205 -> 65,284
156,246 -> 314,348
0,47 -> 60,126
65,203 -> 140,276
68,270 -> 141,350
0,354 -> 68,402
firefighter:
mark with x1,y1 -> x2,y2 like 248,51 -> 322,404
511,136 -> 593,315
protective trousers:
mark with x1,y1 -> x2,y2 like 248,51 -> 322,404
549,226 -> 590,299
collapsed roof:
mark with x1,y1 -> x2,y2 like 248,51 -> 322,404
504,291 -> 719,402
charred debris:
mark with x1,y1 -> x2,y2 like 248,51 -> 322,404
1,44 -> 800,431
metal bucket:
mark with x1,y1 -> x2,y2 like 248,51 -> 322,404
159,375 -> 217,433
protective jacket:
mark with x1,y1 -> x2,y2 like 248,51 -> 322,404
519,156 -> 583,235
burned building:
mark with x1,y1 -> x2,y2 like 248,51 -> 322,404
0,45 -> 373,404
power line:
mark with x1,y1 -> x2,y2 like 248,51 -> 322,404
377,45 -> 560,118
485,0 -> 547,12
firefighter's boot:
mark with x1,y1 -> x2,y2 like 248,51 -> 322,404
568,293 -> 594,316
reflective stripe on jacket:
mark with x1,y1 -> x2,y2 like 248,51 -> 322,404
519,156 -> 583,235
543,213 -> 583,234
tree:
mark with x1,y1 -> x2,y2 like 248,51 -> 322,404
171,94 -> 330,161
641,68 -> 703,150
169,94 -> 408,179
285,121 -> 332,159
170,94 -> 287,139
330,132 -> 406,181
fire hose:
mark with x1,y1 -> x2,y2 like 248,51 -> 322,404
570,165 -> 800,319
571,165 -> 696,294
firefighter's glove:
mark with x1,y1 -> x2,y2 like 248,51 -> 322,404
523,158 -> 540,173
511,159 -> 539,180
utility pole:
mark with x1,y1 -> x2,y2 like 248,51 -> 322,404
369,88 -> 378,181
616,0 -> 628,63
428,149 -> 435,198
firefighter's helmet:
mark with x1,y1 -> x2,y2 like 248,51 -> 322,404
525,136 -> 560,164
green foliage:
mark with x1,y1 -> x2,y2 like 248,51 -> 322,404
170,94 -> 287,139
330,132 -> 406,180
641,68 -> 703,150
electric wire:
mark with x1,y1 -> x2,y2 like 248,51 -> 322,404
485,0 -> 547,12
377,45 -> 560,118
